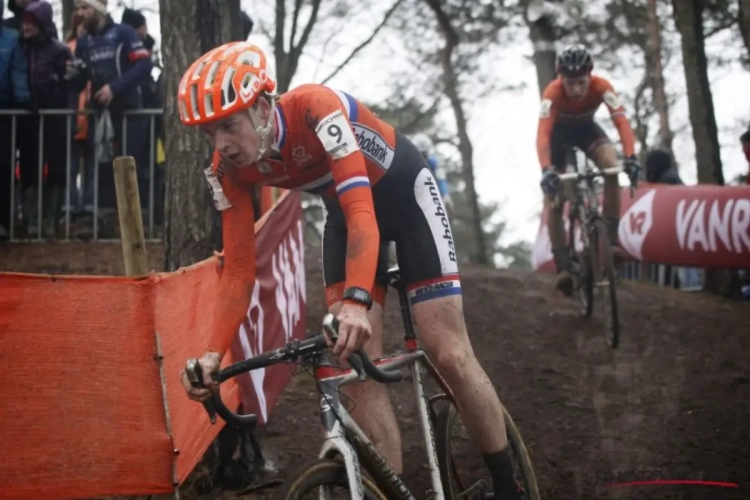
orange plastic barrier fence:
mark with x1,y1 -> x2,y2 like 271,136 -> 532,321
0,190 -> 305,499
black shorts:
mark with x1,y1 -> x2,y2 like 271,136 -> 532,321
322,131 -> 460,308
550,121 -> 611,171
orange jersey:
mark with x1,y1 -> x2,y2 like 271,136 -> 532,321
536,75 -> 636,168
206,84 -> 397,354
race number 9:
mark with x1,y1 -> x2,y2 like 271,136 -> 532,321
327,124 -> 343,144
315,109 -> 360,160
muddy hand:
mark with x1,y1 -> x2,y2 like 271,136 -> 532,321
181,352 -> 221,402
334,304 -> 371,365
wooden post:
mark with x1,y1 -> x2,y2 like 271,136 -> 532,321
113,156 -> 149,276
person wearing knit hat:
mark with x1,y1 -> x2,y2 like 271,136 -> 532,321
68,0 -> 153,222
121,8 -> 146,37
121,8 -> 155,52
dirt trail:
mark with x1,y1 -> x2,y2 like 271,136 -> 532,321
252,240 -> 749,500
3,240 -> 748,499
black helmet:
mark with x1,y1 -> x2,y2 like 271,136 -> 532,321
556,45 -> 593,77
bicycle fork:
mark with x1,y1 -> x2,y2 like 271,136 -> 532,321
317,383 -> 367,499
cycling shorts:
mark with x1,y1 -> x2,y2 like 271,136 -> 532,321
550,121 -> 611,171
322,131 -> 460,308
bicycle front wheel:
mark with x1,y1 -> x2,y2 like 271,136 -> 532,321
569,214 -> 594,317
434,400 -> 541,500
278,458 -> 387,499
592,218 -> 620,347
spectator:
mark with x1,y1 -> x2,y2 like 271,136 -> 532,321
17,0 -> 74,237
741,127 -> 750,185
644,147 -> 701,291
64,11 -> 91,216
0,0 -> 31,239
645,148 -> 683,185
67,0 -> 152,233
121,7 -> 164,226
4,0 -> 57,38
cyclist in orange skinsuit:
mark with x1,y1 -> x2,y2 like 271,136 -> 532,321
177,42 -> 522,500
536,45 -> 640,295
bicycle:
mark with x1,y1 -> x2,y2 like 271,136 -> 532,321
553,146 -> 636,348
186,264 -> 540,499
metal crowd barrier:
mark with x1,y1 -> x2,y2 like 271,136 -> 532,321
619,261 -> 704,291
1,108 -> 163,243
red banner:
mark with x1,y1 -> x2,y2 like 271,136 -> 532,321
229,192 -> 307,424
532,183 -> 750,271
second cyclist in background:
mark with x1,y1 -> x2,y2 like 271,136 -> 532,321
535,44 -> 641,296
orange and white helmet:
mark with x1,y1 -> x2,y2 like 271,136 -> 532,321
177,42 -> 276,126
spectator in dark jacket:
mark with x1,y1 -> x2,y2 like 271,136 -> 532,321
0,0 -> 31,238
17,0 -> 74,237
67,0 -> 152,229
645,147 -> 702,290
645,148 -> 683,185
121,7 -> 163,224
3,0 -> 57,38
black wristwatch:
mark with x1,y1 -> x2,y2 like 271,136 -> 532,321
342,286 -> 373,310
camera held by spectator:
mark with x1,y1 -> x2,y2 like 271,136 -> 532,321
64,57 -> 89,81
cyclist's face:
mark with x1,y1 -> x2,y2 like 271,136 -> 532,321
202,112 -> 259,168
562,74 -> 591,101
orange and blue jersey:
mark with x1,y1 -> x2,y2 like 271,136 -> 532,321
536,75 -> 636,168
207,84 -> 397,354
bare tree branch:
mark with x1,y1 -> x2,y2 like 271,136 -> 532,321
705,17 -> 737,39
256,18 -> 274,44
290,0 -> 303,51
402,94 -> 442,131
320,0 -> 405,85
311,29 -> 343,82
293,0 -> 323,61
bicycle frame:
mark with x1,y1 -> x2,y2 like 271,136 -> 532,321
557,149 -> 624,235
309,267 -> 457,500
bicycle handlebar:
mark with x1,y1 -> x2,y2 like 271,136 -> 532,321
557,165 -> 638,197
185,313 -> 403,429
557,166 -> 623,181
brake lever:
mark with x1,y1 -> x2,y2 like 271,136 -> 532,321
347,351 -> 367,381
185,358 -> 218,425
323,313 -> 367,380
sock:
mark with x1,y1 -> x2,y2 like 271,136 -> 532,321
483,446 -> 521,500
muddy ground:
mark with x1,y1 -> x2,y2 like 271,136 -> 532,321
2,237 -> 748,500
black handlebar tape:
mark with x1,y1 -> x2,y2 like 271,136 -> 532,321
355,348 -> 403,384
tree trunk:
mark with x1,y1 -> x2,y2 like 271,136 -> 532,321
223,0 -> 244,42
62,0 -> 75,39
632,74 -> 652,166
425,0 -> 487,264
159,0 -> 232,271
523,0 -> 558,96
672,0 -> 724,185
740,0 -> 750,62
645,0 -> 674,154
673,0 -> 730,295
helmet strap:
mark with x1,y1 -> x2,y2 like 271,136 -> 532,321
247,96 -> 276,159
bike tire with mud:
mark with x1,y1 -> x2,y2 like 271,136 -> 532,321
592,218 -> 620,348
278,458 -> 387,499
568,214 -> 594,318
434,400 -> 541,500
